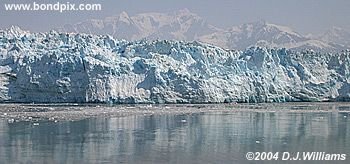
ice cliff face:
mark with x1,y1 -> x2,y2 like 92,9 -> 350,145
0,27 -> 349,103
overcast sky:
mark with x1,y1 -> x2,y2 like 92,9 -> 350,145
1,0 -> 349,34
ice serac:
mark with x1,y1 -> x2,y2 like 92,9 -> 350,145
0,27 -> 349,103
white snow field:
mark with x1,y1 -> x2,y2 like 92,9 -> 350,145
0,27 -> 349,103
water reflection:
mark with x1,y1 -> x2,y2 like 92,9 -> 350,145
0,111 -> 349,163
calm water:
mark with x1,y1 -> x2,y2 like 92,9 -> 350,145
0,104 -> 350,164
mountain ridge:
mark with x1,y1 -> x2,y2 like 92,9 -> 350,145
55,10 -> 349,52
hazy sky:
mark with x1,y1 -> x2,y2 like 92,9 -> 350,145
1,0 -> 349,34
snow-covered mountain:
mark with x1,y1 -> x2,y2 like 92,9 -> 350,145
198,21 -> 306,49
318,27 -> 350,47
198,21 -> 350,52
58,9 -> 220,41
57,10 -> 349,52
0,27 -> 349,103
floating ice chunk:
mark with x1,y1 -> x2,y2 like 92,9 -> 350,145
7,118 -> 15,123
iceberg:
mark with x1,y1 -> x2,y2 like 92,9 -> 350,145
0,27 -> 349,103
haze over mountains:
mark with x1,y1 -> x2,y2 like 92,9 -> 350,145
57,9 -> 350,52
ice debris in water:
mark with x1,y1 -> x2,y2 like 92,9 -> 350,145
0,26 -> 349,103
7,118 -> 15,123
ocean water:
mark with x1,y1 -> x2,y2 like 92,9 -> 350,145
0,103 -> 349,164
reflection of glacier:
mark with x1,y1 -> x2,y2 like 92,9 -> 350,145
1,110 -> 349,163
0,27 -> 349,103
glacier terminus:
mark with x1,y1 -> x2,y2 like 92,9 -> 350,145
0,27 -> 349,103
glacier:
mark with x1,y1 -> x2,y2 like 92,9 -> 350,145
0,27 -> 349,103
